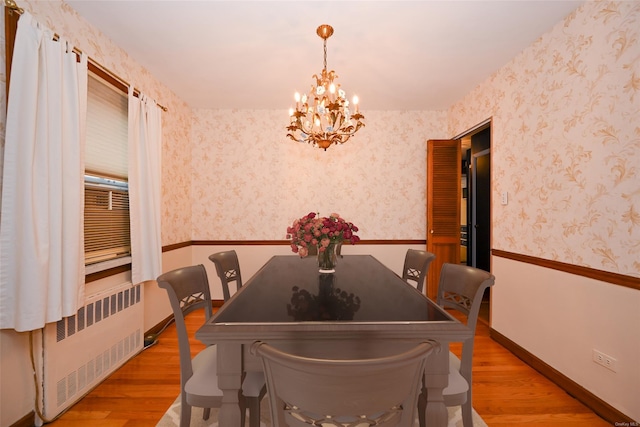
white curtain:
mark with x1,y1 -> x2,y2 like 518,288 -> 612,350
128,88 -> 162,284
0,13 -> 87,332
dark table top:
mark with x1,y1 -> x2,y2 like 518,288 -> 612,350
212,255 -> 452,324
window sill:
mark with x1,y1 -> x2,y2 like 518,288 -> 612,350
85,256 -> 132,283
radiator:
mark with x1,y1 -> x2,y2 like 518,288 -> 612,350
40,281 -> 144,420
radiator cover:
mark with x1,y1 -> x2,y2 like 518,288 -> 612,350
40,282 -> 143,420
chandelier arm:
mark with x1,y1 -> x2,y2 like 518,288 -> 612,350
299,119 -> 314,135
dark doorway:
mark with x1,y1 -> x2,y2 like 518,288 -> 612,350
463,125 -> 491,322
463,127 -> 491,272
471,127 -> 491,272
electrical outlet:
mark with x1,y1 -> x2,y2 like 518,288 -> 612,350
592,349 -> 617,372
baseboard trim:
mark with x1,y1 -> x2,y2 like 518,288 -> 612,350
490,328 -> 636,425
145,313 -> 173,337
8,411 -> 34,427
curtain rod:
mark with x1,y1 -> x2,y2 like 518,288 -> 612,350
4,0 -> 168,112
5,0 -> 21,13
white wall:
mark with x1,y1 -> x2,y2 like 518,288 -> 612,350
0,330 -> 33,426
492,257 -> 640,420
143,246 -> 194,332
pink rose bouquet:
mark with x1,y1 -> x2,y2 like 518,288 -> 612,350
286,212 -> 360,257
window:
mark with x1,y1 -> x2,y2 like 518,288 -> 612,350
84,73 -> 130,271
5,9 -> 134,278
84,175 -> 129,265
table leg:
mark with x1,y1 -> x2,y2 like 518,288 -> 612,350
423,342 -> 449,427
217,343 -> 243,427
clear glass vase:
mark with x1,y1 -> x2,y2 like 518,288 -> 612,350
317,241 -> 338,273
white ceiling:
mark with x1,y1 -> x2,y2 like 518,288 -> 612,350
64,0 -> 584,111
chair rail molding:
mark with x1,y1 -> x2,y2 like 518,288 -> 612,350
492,249 -> 639,291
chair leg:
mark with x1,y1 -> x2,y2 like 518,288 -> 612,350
240,395 -> 247,427
461,389 -> 473,427
179,394 -> 192,427
417,389 -> 426,427
247,396 -> 261,427
203,407 -> 211,420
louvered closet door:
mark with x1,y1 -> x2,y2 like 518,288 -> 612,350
426,139 -> 461,300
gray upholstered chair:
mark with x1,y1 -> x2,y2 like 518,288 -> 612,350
208,250 -> 243,301
157,265 -> 265,427
402,249 -> 436,293
418,263 -> 495,427
251,340 -> 438,427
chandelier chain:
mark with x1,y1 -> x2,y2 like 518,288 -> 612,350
323,39 -> 328,72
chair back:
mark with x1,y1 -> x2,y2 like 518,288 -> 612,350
436,263 -> 495,379
402,249 -> 436,293
208,250 -> 243,301
156,265 -> 213,388
252,341 -> 438,427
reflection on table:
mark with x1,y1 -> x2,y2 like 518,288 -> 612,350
287,273 -> 361,321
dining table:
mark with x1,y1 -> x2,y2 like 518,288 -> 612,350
195,254 -> 472,427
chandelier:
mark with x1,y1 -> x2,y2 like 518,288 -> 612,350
287,24 -> 365,151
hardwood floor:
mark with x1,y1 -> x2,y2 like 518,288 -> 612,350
466,318 -> 609,426
44,310 -> 610,427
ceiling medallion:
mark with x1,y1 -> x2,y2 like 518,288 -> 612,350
287,24 -> 365,151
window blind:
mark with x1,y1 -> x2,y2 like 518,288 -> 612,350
84,185 -> 130,264
85,73 -> 128,179
84,73 -> 130,266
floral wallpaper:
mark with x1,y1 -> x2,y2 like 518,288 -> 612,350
6,0 -> 194,246
448,1 -> 640,277
191,109 -> 447,240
